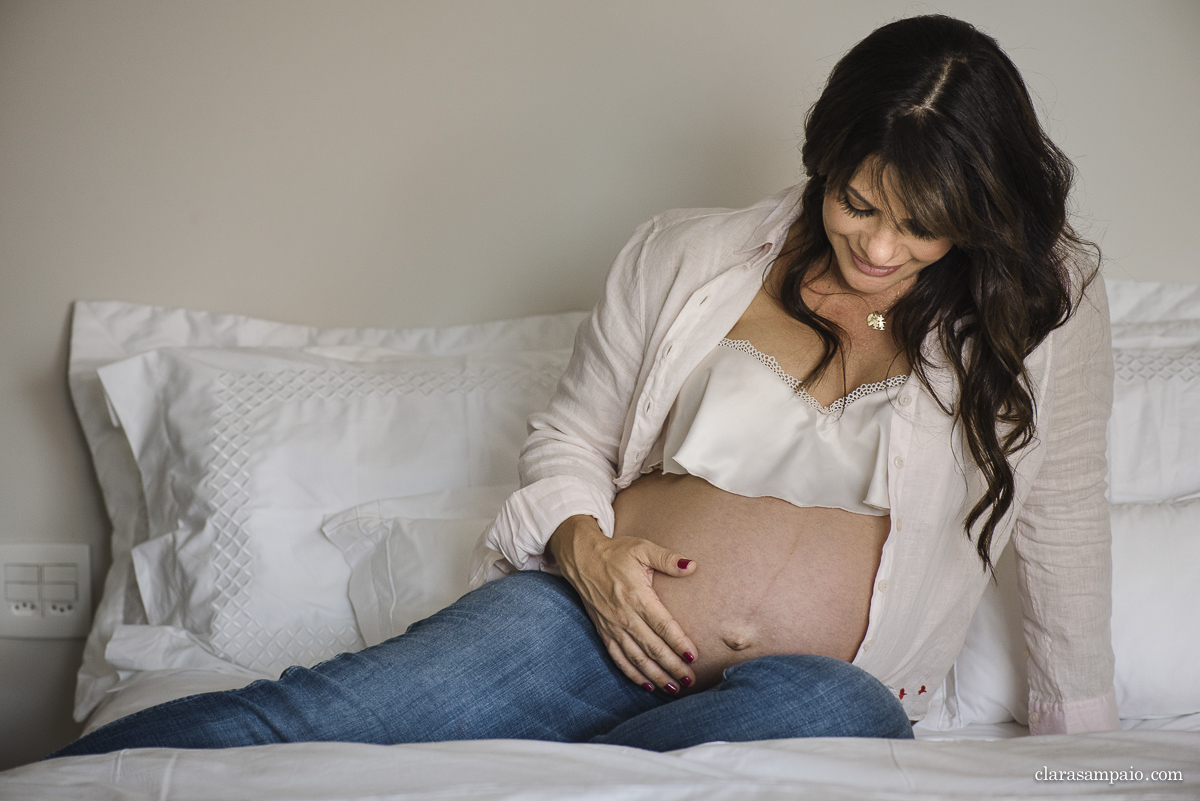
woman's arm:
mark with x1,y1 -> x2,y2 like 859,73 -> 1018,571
481,216 -> 698,692
1012,274 -> 1120,734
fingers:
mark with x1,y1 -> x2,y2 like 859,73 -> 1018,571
633,542 -> 699,665
596,591 -> 695,692
602,638 -> 657,694
640,593 -> 699,674
603,623 -> 684,695
556,532 -> 699,692
642,542 -> 697,579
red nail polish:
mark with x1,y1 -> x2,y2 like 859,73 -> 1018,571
642,682 -> 655,692
680,676 -> 693,687
665,683 -> 679,695
677,559 -> 692,570
683,651 -> 695,663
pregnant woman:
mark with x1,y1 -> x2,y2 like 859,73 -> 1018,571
53,13 -> 1118,758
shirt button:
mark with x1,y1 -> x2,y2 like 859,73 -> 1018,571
644,400 -> 652,412
877,579 -> 889,593
894,519 -> 903,532
893,456 -> 905,469
1028,711 -> 1040,724
699,295 -> 709,306
861,639 -> 874,651
898,395 -> 912,406
664,343 -> 673,355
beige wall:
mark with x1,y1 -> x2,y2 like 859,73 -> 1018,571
1,0 -> 1196,767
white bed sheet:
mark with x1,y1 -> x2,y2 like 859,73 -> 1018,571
4,732 -> 1197,801
52,667 -> 1197,801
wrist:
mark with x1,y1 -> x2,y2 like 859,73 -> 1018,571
547,514 -> 604,568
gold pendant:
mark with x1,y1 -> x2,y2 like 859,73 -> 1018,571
867,311 -> 886,331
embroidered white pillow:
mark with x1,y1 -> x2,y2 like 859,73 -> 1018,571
1107,319 -> 1200,503
68,300 -> 584,719
99,346 -> 569,676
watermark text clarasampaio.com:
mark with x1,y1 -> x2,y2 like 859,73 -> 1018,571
1035,767 -> 1183,784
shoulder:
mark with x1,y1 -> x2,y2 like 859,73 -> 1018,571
644,184 -> 802,256
1022,265 -> 1112,406
1038,266 -> 1110,361
617,184 -> 803,295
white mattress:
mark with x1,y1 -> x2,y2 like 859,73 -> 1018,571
3,668 -> 1186,800
4,731 -> 1198,800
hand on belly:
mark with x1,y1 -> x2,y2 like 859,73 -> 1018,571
614,471 -> 888,691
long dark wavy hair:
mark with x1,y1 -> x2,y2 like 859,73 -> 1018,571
776,15 -> 1098,570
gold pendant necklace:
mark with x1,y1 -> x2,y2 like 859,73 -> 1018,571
866,311 -> 887,331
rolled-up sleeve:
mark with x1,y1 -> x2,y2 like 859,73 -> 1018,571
1013,275 -> 1120,734
476,217 -> 660,579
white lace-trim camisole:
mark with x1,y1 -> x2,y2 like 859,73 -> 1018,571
644,338 -> 907,516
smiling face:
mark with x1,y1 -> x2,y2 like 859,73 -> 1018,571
821,162 -> 954,301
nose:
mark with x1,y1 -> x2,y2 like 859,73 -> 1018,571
862,223 -> 903,267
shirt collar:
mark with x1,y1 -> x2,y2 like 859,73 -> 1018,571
734,182 -> 805,258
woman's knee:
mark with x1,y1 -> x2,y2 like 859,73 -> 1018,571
722,654 -> 913,739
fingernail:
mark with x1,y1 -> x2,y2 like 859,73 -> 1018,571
642,682 -> 655,692
683,651 -> 695,663
680,676 -> 693,688
665,683 -> 679,695
677,559 -> 692,570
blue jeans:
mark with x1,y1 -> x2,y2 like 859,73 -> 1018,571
51,572 -> 911,757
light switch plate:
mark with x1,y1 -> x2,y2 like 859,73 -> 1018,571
0,543 -> 92,638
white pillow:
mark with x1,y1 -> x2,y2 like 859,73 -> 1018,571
1110,500 -> 1200,718
98,345 -> 569,676
1105,278 -> 1200,323
1108,319 -> 1200,503
322,485 -> 517,647
923,499 -> 1200,730
69,300 -> 583,718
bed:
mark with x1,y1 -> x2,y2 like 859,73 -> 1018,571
2,278 -> 1198,800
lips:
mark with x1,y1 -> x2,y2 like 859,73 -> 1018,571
850,249 -> 904,278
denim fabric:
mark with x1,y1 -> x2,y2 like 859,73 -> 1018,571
51,572 -> 911,757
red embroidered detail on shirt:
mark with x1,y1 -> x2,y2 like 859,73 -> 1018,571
918,685 -> 927,695
898,688 -> 906,700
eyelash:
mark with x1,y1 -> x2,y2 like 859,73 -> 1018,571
838,193 -> 940,242
838,194 -> 873,218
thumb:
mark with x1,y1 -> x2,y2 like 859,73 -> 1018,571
642,542 -> 696,577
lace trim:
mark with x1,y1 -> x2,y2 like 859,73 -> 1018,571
719,338 -> 908,415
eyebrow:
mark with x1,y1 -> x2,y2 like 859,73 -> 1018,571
845,185 -> 875,209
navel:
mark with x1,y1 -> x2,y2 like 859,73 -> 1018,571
722,633 -> 754,652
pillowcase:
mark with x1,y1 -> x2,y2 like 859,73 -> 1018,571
1105,278 -> 1200,323
322,485 -> 517,647
1109,500 -> 1200,718
921,499 -> 1200,730
69,299 -> 584,718
1108,318 -> 1200,503
99,345 -> 569,677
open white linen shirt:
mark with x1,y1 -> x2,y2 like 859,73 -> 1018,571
473,184 -> 1119,734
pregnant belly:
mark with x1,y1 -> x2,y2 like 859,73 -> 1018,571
612,470 -> 889,690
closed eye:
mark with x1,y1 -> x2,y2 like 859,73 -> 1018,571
842,190 -> 940,241
838,194 -> 874,219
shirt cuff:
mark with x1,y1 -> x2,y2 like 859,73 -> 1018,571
479,475 -> 616,576
1028,686 -> 1120,735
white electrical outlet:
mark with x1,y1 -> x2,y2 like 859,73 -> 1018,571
0,544 -> 92,638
